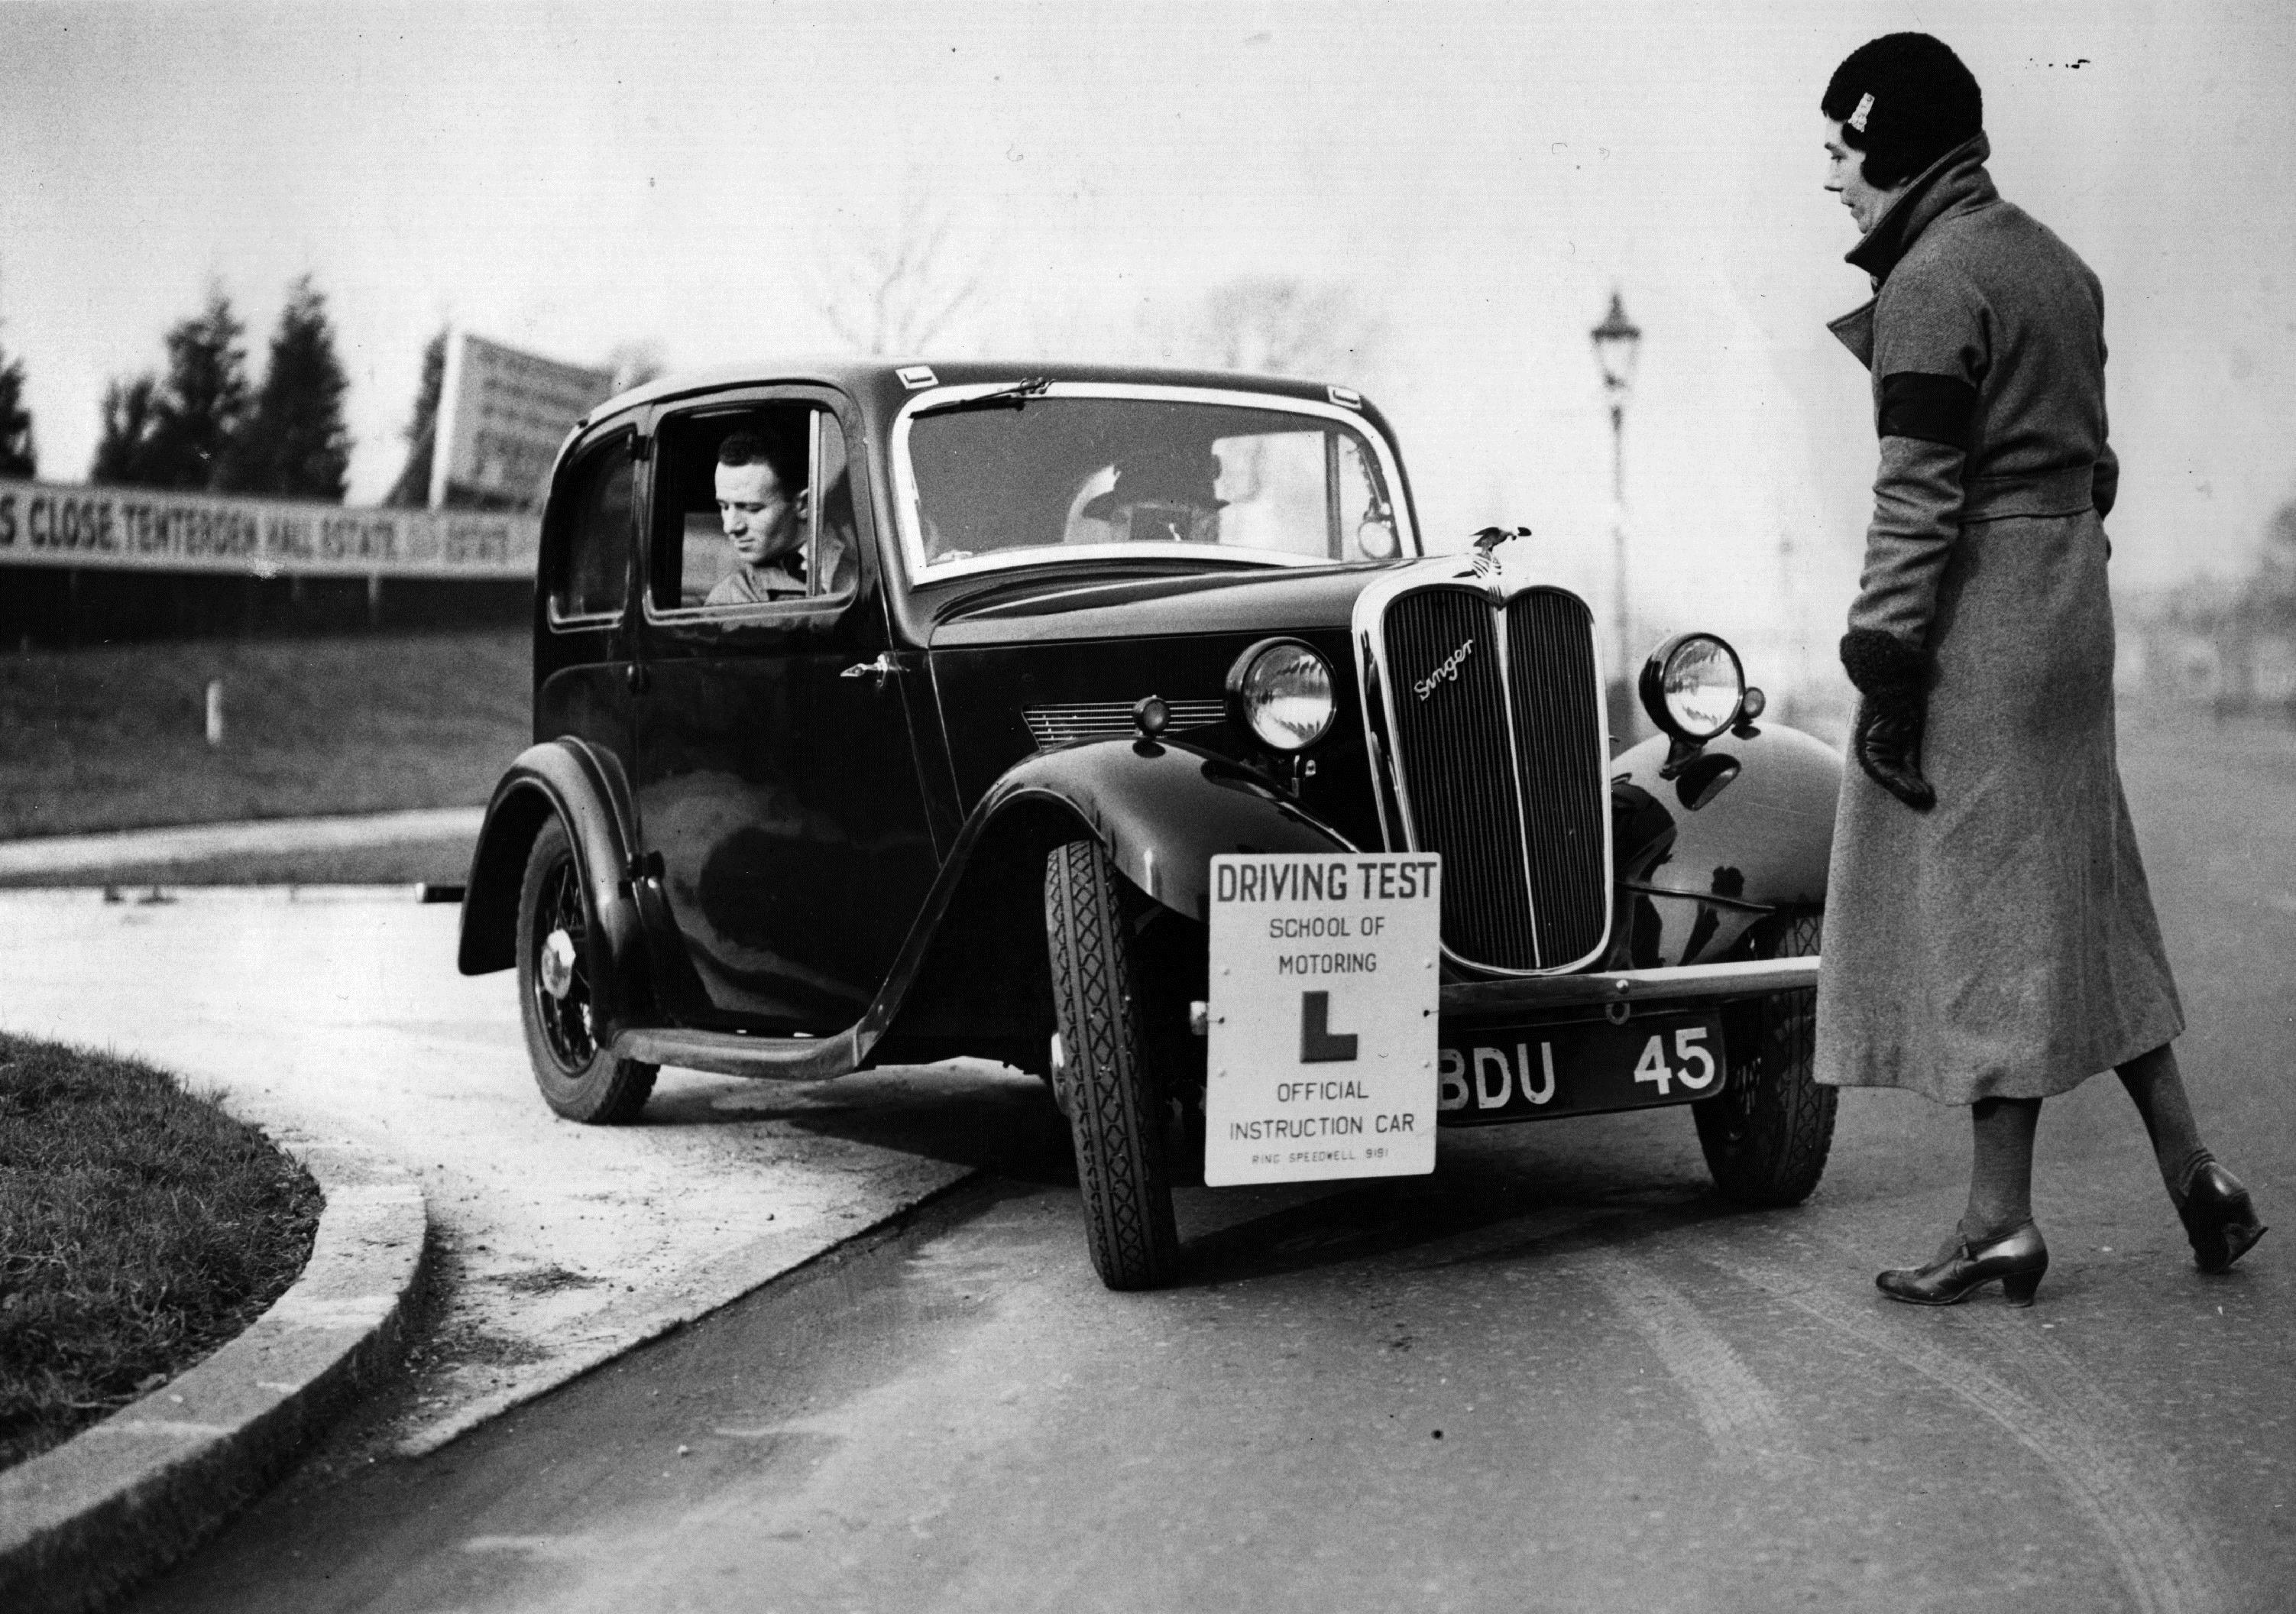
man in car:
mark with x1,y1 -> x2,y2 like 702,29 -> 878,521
708,429 -> 853,604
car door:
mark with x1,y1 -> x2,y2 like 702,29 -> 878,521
533,417 -> 642,818
630,388 -> 940,1030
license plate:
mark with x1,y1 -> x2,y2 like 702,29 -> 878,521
1435,1013 -> 1727,1126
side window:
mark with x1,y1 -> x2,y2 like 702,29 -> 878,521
548,441 -> 633,623
651,404 -> 857,613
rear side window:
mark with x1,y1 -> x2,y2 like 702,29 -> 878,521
649,404 -> 856,613
548,440 -> 633,624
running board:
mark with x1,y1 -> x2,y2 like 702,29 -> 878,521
1441,955 -> 1821,1014
610,1025 -> 862,1082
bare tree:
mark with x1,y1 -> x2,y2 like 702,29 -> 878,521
810,188 -> 985,357
1181,275 -> 1384,382
605,340 -> 668,397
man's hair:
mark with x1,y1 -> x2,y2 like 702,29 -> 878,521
715,426 -> 810,497
717,429 -> 773,471
1822,33 -> 1983,191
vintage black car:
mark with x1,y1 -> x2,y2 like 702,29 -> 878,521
458,360 -> 1842,1289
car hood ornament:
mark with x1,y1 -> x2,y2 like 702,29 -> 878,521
1469,525 -> 1533,579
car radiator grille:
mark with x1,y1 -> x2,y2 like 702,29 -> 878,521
1024,699 -> 1225,750
1379,585 -> 1608,971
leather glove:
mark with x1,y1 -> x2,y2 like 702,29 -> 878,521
1851,690 -> 1935,811
1841,629 -> 1936,812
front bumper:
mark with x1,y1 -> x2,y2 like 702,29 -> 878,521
1439,955 -> 1820,1016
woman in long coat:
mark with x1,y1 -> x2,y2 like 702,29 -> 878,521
1810,33 -> 2265,1303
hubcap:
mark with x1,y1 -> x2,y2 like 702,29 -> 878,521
540,929 -> 578,1000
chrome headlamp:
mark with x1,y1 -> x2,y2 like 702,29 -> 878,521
1638,632 -> 1747,743
1226,638 -> 1337,752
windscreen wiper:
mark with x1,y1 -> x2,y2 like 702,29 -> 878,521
912,377 -> 1054,417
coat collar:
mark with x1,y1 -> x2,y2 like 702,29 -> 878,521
1827,133 -> 1996,368
1844,132 -> 1997,284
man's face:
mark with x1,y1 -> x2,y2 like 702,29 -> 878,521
714,459 -> 801,569
1825,118 -> 1903,235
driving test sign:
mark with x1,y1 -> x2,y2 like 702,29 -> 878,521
1204,853 -> 1442,1187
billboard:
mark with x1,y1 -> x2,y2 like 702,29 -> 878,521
0,478 -> 536,579
428,332 -> 617,510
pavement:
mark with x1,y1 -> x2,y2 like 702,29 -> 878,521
0,809 -> 485,880
0,816 -> 996,1606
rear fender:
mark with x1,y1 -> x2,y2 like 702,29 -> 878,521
456,741 -> 650,1030
1607,721 -> 1841,968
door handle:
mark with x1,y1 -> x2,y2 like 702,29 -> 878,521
625,663 -> 650,695
839,653 -> 899,688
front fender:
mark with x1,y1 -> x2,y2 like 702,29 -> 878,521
1606,721 -> 1841,965
988,737 -> 1353,919
456,739 -> 644,994
858,737 -> 1351,1061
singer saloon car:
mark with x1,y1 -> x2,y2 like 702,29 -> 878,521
458,360 -> 1844,1288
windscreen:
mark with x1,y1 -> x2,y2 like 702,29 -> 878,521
901,393 -> 1408,575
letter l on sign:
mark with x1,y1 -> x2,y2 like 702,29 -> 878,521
1300,991 -> 1358,1063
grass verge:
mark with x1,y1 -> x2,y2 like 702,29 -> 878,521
0,629 -> 529,840
0,1033 -> 322,1470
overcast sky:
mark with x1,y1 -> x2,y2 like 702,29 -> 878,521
3,1 -> 2290,674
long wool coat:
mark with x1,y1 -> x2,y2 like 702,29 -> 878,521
1813,134 -> 2184,1104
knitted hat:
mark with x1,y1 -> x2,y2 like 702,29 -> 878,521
1822,34 -> 1983,190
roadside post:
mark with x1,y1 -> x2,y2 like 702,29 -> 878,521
1203,853 -> 1442,1186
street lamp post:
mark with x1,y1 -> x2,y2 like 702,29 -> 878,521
1589,290 -> 1643,702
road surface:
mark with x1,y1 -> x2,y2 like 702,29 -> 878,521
66,704 -> 2296,1610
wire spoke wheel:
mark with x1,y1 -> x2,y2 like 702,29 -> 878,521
515,817 -> 657,1124
532,851 -> 599,1067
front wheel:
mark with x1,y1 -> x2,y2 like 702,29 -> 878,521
1695,908 -> 1833,1206
516,818 -> 657,1124
1044,840 -> 1180,1290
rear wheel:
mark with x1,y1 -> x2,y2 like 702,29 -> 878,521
1044,840 -> 1180,1290
517,818 -> 657,1124
1695,908 -> 1832,1206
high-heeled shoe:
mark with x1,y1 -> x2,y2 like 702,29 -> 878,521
2173,1159 -> 2267,1275
1877,1221 -> 2048,1307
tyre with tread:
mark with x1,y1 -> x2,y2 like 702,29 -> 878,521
516,817 -> 658,1124
1044,839 -> 1180,1289
1695,908 -> 1832,1205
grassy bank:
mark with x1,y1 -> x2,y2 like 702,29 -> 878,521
0,629 -> 529,840
0,1034 -> 322,1469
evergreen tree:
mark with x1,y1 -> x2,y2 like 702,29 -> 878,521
222,276 -> 351,499
137,288 -> 250,490
0,337 -> 33,478
89,374 -> 160,485
385,328 -> 447,507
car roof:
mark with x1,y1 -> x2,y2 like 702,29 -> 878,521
582,357 -> 1355,429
